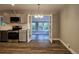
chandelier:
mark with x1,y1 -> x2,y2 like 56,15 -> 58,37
34,4 -> 43,18
11,4 -> 15,6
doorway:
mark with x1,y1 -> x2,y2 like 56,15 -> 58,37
27,15 -> 52,43
32,16 -> 49,41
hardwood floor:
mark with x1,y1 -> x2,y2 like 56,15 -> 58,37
0,40 -> 71,54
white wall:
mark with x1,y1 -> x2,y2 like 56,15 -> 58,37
53,12 -> 60,38
60,5 -> 79,53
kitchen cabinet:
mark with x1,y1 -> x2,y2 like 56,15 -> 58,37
19,30 -> 27,42
0,31 -> 8,42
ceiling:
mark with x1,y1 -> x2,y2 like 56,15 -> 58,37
0,4 -> 65,14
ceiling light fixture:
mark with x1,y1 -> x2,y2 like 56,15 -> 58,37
34,4 -> 43,18
11,4 -> 15,6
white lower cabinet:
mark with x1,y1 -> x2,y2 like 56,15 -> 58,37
19,30 -> 27,42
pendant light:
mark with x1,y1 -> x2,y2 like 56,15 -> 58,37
34,4 -> 43,18
11,4 -> 15,6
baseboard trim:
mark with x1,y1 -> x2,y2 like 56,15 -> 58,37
18,41 -> 27,43
60,40 -> 76,54
53,38 -> 60,40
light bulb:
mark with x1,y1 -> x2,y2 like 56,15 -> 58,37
34,15 -> 43,18
34,15 -> 38,18
11,4 -> 15,6
39,16 -> 43,18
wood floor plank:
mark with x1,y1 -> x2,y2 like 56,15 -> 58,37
0,40 -> 71,54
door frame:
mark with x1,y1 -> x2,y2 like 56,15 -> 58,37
27,14 -> 53,43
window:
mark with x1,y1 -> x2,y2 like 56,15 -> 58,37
32,16 -> 49,40
32,23 -> 36,31
38,23 -> 43,31
43,23 -> 49,31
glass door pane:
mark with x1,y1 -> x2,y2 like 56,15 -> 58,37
38,23 -> 43,31
32,16 -> 49,40
32,23 -> 36,31
43,23 -> 49,31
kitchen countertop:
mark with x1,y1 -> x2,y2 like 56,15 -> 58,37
0,24 -> 28,31
20,24 -> 27,30
0,25 -> 12,31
